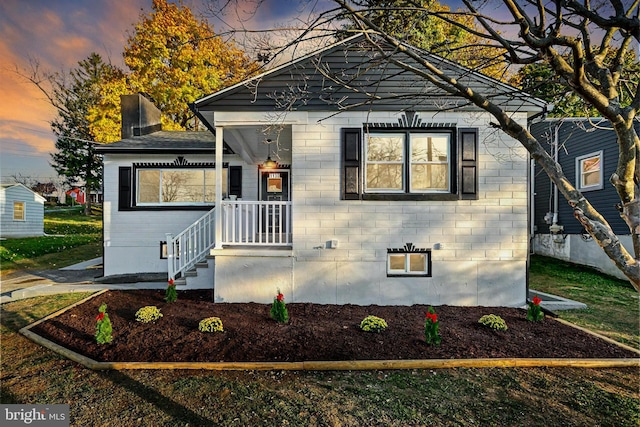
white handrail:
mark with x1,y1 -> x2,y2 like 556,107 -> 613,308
166,208 -> 215,281
222,201 -> 292,245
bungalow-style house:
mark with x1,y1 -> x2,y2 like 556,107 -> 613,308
0,183 -> 46,238
530,118 -> 639,280
97,35 -> 546,306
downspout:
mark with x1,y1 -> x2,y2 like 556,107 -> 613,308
526,104 -> 552,305
549,122 -> 564,237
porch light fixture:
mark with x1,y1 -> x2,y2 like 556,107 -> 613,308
263,139 -> 277,168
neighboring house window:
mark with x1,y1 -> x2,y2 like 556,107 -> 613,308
342,125 -> 478,201
576,151 -> 603,191
13,201 -> 25,221
136,168 -> 227,205
387,243 -> 432,277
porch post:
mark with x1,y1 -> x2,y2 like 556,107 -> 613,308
214,126 -> 224,249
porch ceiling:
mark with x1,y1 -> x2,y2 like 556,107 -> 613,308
223,125 -> 292,165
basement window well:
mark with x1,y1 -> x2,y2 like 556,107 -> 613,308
387,243 -> 432,277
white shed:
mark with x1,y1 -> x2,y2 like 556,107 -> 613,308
0,183 -> 46,238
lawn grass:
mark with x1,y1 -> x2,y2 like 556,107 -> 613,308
0,208 -> 102,274
1,294 -> 638,426
529,255 -> 639,348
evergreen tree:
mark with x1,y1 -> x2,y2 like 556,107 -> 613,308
49,53 -> 123,214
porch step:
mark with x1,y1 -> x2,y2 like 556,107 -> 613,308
176,256 -> 215,290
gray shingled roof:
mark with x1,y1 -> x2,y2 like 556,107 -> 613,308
95,131 -> 232,153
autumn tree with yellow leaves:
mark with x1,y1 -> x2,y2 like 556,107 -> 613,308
88,0 -> 259,142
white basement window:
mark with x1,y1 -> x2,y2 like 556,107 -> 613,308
387,243 -> 432,277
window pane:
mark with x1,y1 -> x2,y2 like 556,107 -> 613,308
367,135 -> 403,161
582,156 -> 600,173
161,170 -> 197,202
411,164 -> 449,190
138,170 -> 160,203
582,171 -> 600,186
412,136 -> 449,162
581,155 -> 601,187
409,254 -> 426,272
13,202 -> 25,220
389,254 -> 406,270
367,164 -> 403,190
203,169 -> 227,202
205,170 -> 216,202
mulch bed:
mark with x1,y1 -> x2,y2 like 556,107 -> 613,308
29,290 -> 638,363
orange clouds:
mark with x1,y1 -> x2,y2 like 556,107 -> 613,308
0,0 -> 151,180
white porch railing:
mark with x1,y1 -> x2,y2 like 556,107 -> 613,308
222,201 -> 292,246
166,208 -> 215,281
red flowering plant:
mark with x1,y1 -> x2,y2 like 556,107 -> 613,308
95,303 -> 113,344
527,295 -> 544,322
165,278 -> 177,303
270,289 -> 289,323
424,306 -> 441,345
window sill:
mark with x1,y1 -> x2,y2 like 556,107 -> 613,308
120,205 -> 215,212
363,193 -> 459,201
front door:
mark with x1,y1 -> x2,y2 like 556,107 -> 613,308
259,169 -> 290,236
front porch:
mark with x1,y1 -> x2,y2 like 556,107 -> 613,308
166,200 -> 292,282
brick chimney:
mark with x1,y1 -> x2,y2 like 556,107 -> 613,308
120,93 -> 162,139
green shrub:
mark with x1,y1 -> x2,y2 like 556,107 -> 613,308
165,279 -> 177,303
478,314 -> 508,331
135,306 -> 163,323
198,317 -> 224,333
424,306 -> 441,345
95,303 -> 113,344
360,315 -> 388,333
270,289 -> 289,323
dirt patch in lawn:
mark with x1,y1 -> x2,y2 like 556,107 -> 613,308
29,290 -> 638,363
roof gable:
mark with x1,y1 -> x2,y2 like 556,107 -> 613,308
1,183 -> 46,202
194,34 -> 546,114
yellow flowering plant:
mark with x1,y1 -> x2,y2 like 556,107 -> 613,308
198,317 -> 224,333
360,315 -> 388,333
478,314 -> 508,331
135,306 -> 163,323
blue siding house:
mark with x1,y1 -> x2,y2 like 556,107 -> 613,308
530,118 -> 639,279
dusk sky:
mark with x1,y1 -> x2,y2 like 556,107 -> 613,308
0,0 -> 315,184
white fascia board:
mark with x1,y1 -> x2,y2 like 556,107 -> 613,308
212,111 -> 309,126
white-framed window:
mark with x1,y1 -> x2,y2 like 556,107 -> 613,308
136,168 -> 228,205
364,132 -> 451,194
576,151 -> 603,191
13,201 -> 25,221
387,244 -> 432,277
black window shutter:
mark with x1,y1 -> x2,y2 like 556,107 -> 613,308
118,167 -> 132,210
459,128 -> 478,200
341,128 -> 362,200
229,166 -> 242,198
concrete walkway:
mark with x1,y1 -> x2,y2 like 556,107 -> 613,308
1,258 -> 166,304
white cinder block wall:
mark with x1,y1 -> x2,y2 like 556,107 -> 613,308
289,111 -> 529,306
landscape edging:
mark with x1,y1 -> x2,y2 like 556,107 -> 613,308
18,290 -> 640,371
